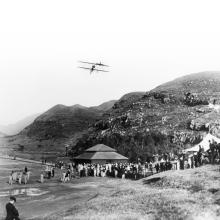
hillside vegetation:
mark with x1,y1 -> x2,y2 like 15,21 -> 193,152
0,101 -> 116,160
21,104 -> 102,139
71,72 -> 220,161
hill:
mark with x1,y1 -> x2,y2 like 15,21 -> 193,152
70,72 -> 220,161
0,100 -> 117,160
0,113 -> 41,135
153,71 -> 220,101
91,100 -> 117,112
21,104 -> 104,139
22,100 -> 117,139
3,72 -> 220,162
64,165 -> 220,220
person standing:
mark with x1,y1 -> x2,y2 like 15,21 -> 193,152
24,166 -> 28,173
48,170 -> 51,179
93,165 -> 97,177
188,156 -> 192,169
62,172 -> 66,182
5,196 -> 20,220
40,173 -> 44,183
121,167 -> 125,179
149,162 -> 153,175
9,171 -> 13,185
155,163 -> 159,173
27,171 -> 30,181
18,173 -> 22,185
23,173 -> 28,184
12,171 -> 17,182
52,167 -> 55,177
8,174 -> 13,185
114,166 -> 118,178
177,159 -> 180,170
65,169 -> 70,182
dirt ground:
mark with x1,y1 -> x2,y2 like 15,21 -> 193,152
0,158 -> 220,220
0,158 -> 117,220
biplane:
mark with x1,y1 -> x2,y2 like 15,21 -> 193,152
78,61 -> 109,74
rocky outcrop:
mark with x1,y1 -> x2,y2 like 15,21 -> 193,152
184,92 -> 209,106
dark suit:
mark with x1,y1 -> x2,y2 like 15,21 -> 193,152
5,202 -> 20,220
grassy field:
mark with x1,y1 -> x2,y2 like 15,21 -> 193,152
0,135 -> 67,161
0,158 -> 220,220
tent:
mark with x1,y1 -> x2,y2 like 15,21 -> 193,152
184,133 -> 220,152
74,144 -> 128,164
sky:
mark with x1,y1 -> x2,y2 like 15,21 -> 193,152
1,0 -> 220,125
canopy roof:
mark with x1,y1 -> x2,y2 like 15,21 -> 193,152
75,144 -> 128,161
75,151 -> 128,160
185,133 -> 220,152
85,144 -> 116,152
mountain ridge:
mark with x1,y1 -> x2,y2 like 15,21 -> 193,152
21,100 -> 117,139
0,113 -> 41,135
2,71 -> 220,162
70,72 -> 220,161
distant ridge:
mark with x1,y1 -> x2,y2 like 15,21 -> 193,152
0,113 -> 41,135
21,100 -> 117,139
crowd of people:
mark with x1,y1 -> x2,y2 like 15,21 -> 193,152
207,140 -> 220,164
181,140 -> 220,169
70,160 -> 175,180
37,140 -> 220,183
8,164 -> 56,185
8,140 -> 220,185
67,140 -> 220,180
8,166 -> 30,185
7,138 -> 220,186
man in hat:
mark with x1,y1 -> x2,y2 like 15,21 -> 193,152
5,196 -> 20,220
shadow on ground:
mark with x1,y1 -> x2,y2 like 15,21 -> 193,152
143,177 -> 162,184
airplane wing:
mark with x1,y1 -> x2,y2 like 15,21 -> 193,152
78,61 -> 96,65
96,63 -> 109,67
78,66 -> 91,70
94,68 -> 109,72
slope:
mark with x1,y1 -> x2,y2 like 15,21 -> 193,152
0,100 -> 116,160
71,72 -> 220,161
22,104 -> 103,139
